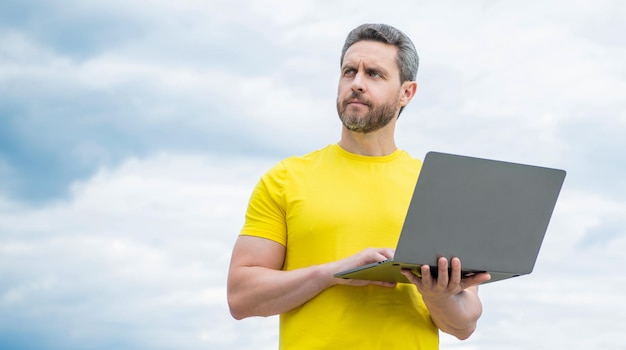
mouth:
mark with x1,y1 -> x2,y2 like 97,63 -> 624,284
346,99 -> 369,107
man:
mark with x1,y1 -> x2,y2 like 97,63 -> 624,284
227,23 -> 491,349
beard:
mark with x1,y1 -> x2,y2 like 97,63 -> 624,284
336,91 -> 399,134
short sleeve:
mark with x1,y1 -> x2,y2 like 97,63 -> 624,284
239,161 -> 288,246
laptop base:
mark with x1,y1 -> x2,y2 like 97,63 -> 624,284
334,261 -> 492,284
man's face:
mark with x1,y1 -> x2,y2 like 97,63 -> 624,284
336,40 -> 404,134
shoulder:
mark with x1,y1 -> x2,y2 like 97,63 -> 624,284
259,145 -> 334,182
273,144 -> 335,169
397,149 -> 423,167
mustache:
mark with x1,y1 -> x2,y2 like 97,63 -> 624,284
342,91 -> 371,107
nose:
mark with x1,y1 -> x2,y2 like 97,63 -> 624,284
351,71 -> 365,93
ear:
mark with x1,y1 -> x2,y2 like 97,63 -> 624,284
399,81 -> 418,107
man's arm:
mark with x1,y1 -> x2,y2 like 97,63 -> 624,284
227,235 -> 396,320
401,257 -> 491,340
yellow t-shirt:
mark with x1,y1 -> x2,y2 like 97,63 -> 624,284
241,144 -> 438,349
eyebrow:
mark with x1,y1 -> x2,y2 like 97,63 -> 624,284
341,62 -> 390,77
366,66 -> 387,77
341,63 -> 356,71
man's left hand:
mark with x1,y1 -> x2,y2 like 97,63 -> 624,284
401,257 -> 490,301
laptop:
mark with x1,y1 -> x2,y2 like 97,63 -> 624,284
334,151 -> 566,284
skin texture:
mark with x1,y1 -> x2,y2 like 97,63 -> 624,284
227,40 -> 491,340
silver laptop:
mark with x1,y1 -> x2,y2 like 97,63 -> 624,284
334,151 -> 566,284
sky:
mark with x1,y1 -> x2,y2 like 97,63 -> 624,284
1,0 -> 625,349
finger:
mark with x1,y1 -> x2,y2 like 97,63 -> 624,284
371,280 -> 398,288
378,248 -> 395,260
449,257 -> 462,286
401,269 -> 421,286
460,272 -> 491,289
437,257 -> 449,287
361,248 -> 393,265
420,264 -> 433,287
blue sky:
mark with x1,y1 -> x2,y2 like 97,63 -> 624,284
1,1 -> 625,349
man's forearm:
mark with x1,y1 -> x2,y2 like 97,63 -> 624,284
228,237 -> 397,320
227,264 -> 333,319
423,288 -> 483,340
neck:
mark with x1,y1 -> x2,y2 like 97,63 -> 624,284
337,120 -> 398,156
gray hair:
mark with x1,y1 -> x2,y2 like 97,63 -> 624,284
340,23 -> 419,84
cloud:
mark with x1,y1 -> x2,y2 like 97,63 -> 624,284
0,152 -> 280,349
2,144 -> 625,349
0,0 -> 342,203
9,1 -> 591,203
1,0 -> 626,349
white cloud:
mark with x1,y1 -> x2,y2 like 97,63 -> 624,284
1,0 -> 626,349
0,152 -> 280,349
2,150 -> 625,349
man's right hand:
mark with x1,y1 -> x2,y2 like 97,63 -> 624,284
327,248 -> 397,288
228,237 -> 397,320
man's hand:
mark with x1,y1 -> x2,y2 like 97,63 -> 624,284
402,257 -> 490,299
400,257 -> 490,340
228,237 -> 397,320
328,248 -> 397,288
